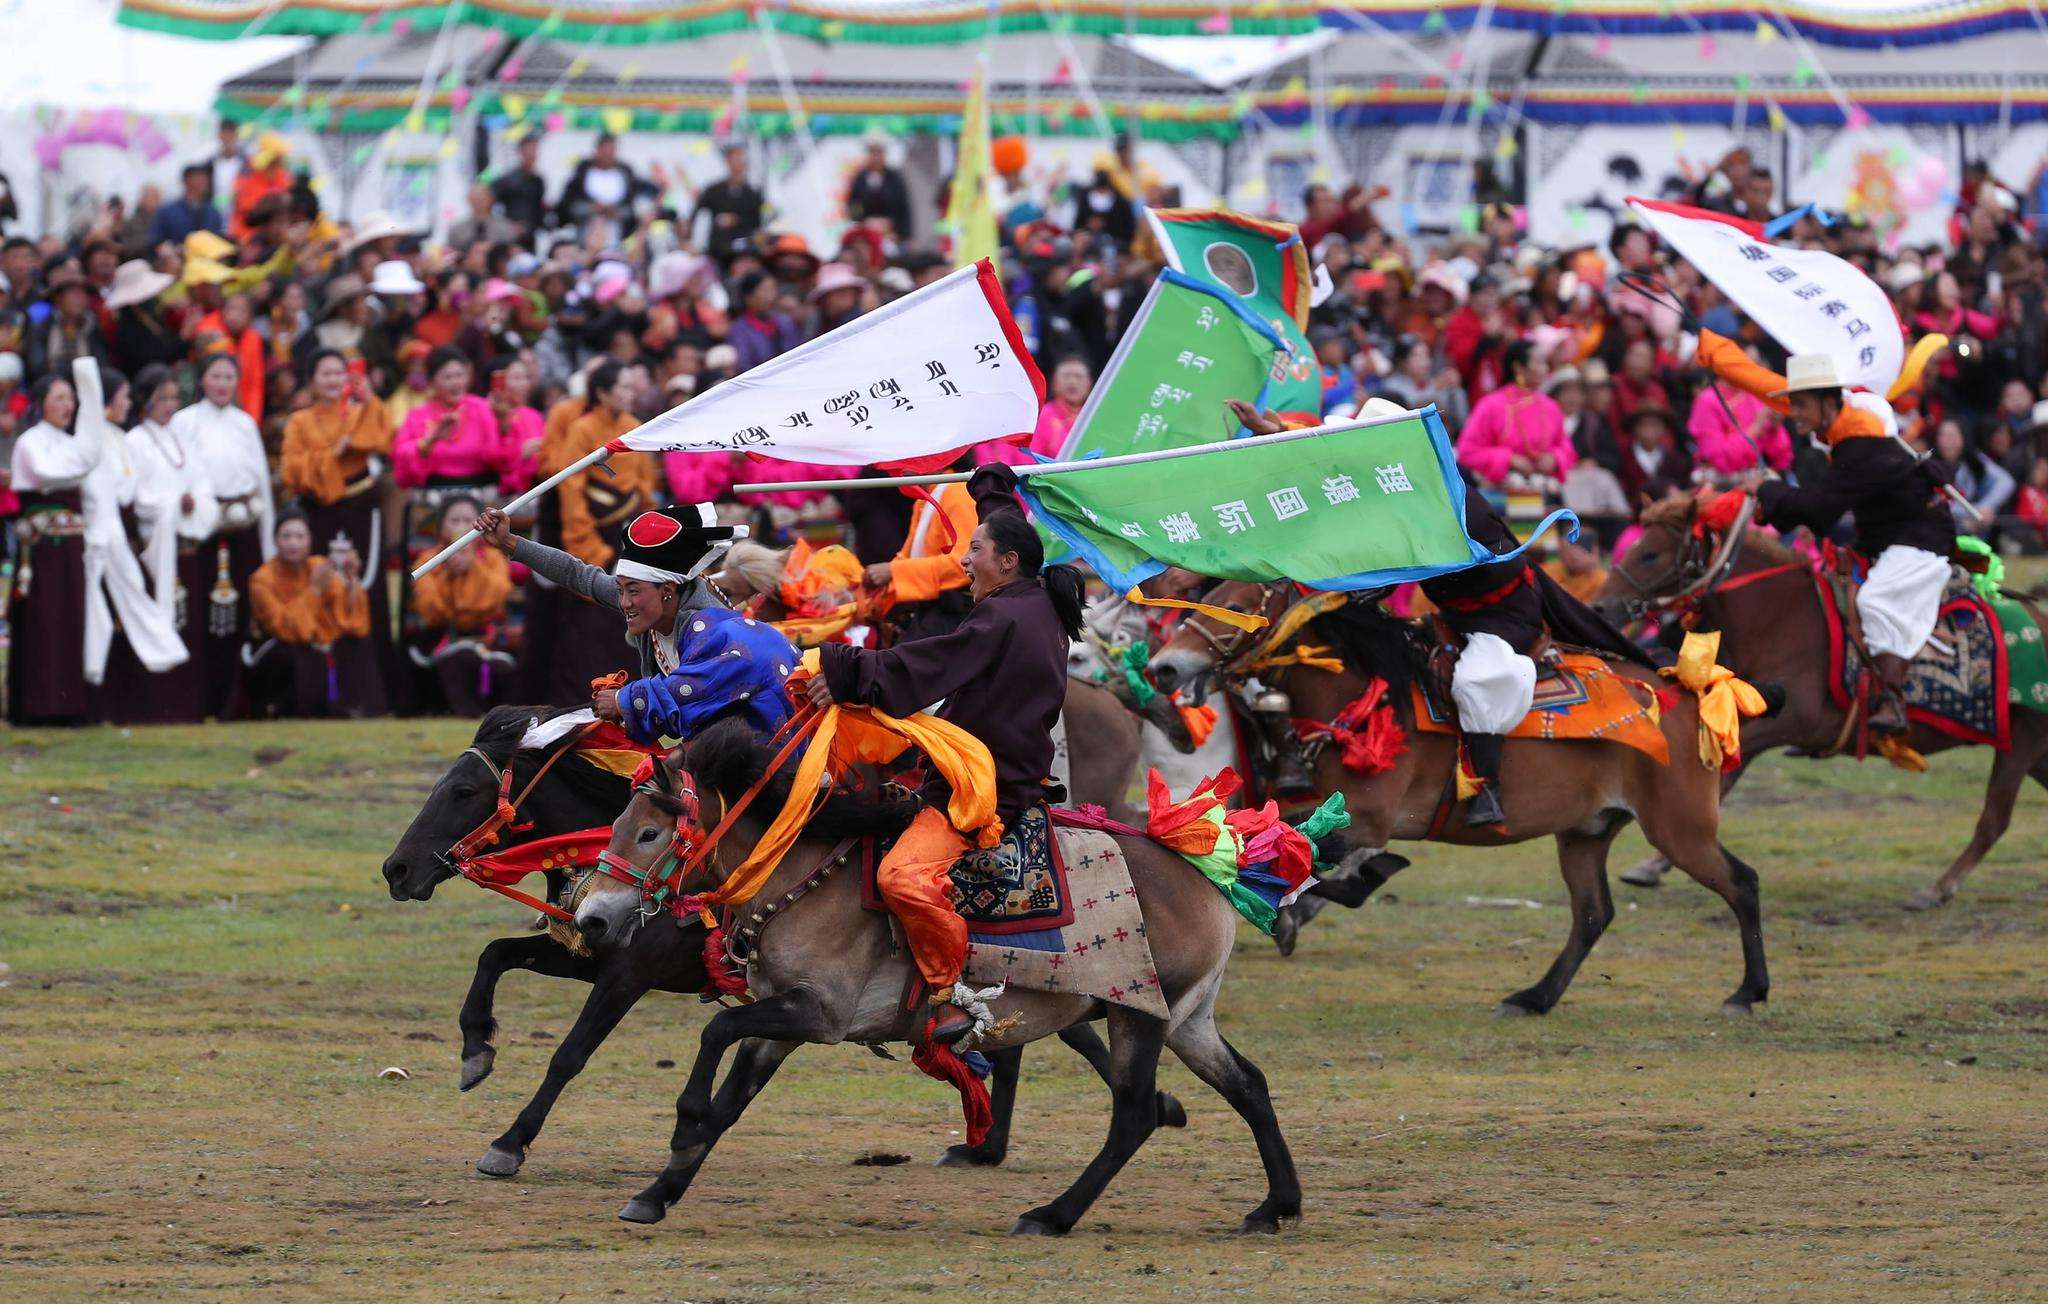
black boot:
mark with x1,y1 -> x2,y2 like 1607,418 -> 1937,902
1257,710 -> 1316,798
1868,653 -> 1911,736
1464,732 -> 1507,829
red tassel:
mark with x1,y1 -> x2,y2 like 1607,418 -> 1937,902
1299,678 -> 1408,775
911,1023 -> 993,1148
696,923 -> 750,997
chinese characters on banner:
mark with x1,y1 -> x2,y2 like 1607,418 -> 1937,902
1022,407 -> 1574,593
1628,197 -> 1905,395
1059,271 -> 1292,462
615,259 -> 1043,464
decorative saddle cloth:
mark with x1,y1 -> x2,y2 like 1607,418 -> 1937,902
1818,564 -> 2047,751
861,808 -> 1167,1019
1410,653 -> 1672,765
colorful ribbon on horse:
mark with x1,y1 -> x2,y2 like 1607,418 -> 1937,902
1660,630 -> 1768,771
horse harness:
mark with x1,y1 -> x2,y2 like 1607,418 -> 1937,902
445,729 -> 598,923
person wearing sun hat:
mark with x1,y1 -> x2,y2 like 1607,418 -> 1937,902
472,500 -> 796,742
1695,331 -> 1955,736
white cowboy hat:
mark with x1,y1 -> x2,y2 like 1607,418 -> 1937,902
345,211 -> 414,255
103,259 -> 175,310
369,259 -> 426,296
1357,397 -> 1409,420
1771,353 -> 1846,398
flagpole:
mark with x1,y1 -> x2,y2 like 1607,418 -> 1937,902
731,409 -> 1420,494
410,445 -> 613,579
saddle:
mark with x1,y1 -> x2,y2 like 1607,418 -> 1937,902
859,804 -> 1076,934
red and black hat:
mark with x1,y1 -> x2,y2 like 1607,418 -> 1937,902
612,503 -> 747,586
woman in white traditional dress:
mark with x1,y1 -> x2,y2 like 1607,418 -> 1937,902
170,352 -> 274,716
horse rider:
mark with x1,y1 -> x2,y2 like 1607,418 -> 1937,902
1692,332 -> 1955,735
801,463 -> 1086,1043
476,501 -> 798,742
1238,398 -> 1642,828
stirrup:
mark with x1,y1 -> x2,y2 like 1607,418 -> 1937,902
1465,785 -> 1506,829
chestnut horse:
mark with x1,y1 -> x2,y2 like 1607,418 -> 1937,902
1148,581 -> 1772,1015
573,723 -> 1302,1236
1593,493 -> 2048,910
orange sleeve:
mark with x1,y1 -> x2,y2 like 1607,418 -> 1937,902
888,484 -> 977,604
538,400 -> 584,476
252,564 -> 323,643
556,466 -> 610,567
412,570 -> 455,629
326,577 -> 371,639
351,395 -> 394,455
279,410 -> 319,498
1697,330 -> 1791,416
237,332 -> 266,422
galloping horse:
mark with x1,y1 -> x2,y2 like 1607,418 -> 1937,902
573,723 -> 1302,1236
382,702 -> 1176,1176
1595,493 -> 2048,910
1148,581 -> 1773,1015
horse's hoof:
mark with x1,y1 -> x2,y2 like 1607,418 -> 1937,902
1619,863 -> 1665,888
1237,1205 -> 1299,1235
1902,886 -> 1951,912
1009,1211 -> 1065,1237
1272,914 -> 1300,958
475,1145 -> 524,1178
618,1198 -> 666,1225
935,1145 -> 1002,1168
1721,999 -> 1756,1018
1157,1093 -> 1188,1129
458,1050 -> 495,1092
1494,999 -> 1544,1018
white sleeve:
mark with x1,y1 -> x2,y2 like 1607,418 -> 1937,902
183,439 -> 221,539
245,415 -> 277,560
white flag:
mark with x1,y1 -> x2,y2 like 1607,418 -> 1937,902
1629,198 -> 1904,396
616,259 -> 1044,466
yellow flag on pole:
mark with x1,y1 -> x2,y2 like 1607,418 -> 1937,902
947,60 -> 1000,273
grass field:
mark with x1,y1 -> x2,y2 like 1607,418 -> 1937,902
2,717 -> 2045,1300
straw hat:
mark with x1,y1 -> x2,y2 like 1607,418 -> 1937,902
184,230 -> 236,263
1771,353 -> 1845,398
319,274 -> 367,318
179,257 -> 235,288
346,211 -> 414,255
103,259 -> 175,310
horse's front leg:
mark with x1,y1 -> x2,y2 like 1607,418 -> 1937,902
619,989 -> 825,1223
459,934 -> 603,1091
476,968 -> 648,1177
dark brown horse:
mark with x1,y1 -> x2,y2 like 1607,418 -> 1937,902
572,722 -> 1302,1236
1148,580 -> 1772,1015
1594,493 -> 2048,910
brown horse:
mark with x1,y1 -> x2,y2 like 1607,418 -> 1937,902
571,721 -> 1302,1236
1594,493 -> 2048,910
1148,580 -> 1772,1015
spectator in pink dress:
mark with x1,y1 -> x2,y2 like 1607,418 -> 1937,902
484,355 -> 545,493
1456,340 -> 1575,491
981,355 -> 1092,466
392,347 -> 516,491
1689,368 -> 1792,483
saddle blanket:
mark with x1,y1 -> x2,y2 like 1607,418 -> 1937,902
1411,654 -> 1670,764
1820,570 -> 2043,750
861,811 -> 1167,1019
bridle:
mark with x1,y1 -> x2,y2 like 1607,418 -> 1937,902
1181,581 -> 1296,675
591,768 -> 714,924
443,729 -> 599,923
1606,496 -> 1764,622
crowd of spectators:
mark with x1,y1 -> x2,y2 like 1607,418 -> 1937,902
4,128 -> 2046,726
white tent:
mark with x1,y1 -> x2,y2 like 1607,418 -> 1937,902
0,0 -> 305,237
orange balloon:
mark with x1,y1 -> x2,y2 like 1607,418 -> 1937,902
992,135 -> 1028,176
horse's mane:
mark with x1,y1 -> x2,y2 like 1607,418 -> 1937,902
683,717 -> 918,839
1307,600 -> 1423,699
1636,492 -> 1801,568
471,704 -> 634,810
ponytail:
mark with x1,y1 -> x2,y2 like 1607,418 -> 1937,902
983,507 -> 1085,640
1041,562 -> 1085,641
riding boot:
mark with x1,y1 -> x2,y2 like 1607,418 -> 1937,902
921,986 -> 977,1046
1868,652 -> 1912,736
1253,692 -> 1315,798
1464,732 -> 1508,829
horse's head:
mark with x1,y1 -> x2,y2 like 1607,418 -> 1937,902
381,706 -> 536,901
573,753 -> 709,950
1590,492 -> 1702,626
1148,579 -> 1290,701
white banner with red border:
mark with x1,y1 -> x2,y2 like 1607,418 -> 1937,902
1629,197 -> 1905,396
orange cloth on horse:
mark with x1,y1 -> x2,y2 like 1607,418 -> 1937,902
1696,331 -> 1888,445
885,481 -> 977,606
877,806 -> 976,988
280,397 -> 394,505
1411,653 -> 1670,765
412,546 -> 512,634
249,557 -> 370,645
555,408 -> 655,567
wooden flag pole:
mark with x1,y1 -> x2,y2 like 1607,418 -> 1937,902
410,444 -> 613,579
730,409 -> 1417,495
